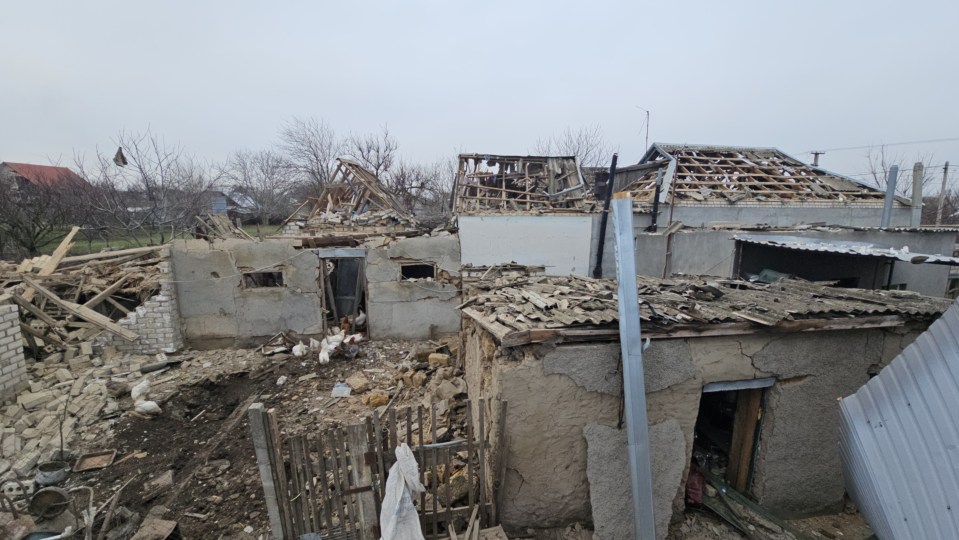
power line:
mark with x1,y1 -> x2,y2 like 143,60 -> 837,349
798,137 -> 959,155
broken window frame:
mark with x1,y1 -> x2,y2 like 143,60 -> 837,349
241,271 -> 285,288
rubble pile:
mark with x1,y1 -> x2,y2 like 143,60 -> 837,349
0,230 -> 168,362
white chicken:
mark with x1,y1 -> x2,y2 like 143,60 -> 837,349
292,340 -> 308,358
134,400 -> 162,415
326,329 -> 346,348
130,378 -> 151,401
309,338 -> 322,350
318,348 -> 331,365
352,310 -> 367,328
343,333 -> 364,346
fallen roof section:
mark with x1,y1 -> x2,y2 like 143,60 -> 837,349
460,274 -> 950,347
280,158 -> 417,234
734,234 -> 959,266
839,299 -> 959,539
617,144 -> 898,207
452,154 -> 596,214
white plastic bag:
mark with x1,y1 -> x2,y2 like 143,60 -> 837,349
379,443 -> 426,540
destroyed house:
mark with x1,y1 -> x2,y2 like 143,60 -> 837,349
460,274 -> 950,535
615,143 -> 910,228
279,158 -> 418,242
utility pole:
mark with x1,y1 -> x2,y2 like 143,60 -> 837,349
911,162 -> 924,228
936,161 -> 951,226
880,165 -> 899,229
811,151 -> 825,167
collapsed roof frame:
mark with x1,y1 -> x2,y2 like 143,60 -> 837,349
280,158 -> 416,230
617,144 -> 898,207
452,154 -> 591,214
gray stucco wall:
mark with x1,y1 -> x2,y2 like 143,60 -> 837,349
171,239 -> 325,347
464,321 -> 926,532
459,215 -> 594,275
364,232 -> 461,339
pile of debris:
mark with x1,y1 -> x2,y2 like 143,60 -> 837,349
0,227 -> 169,362
452,154 -> 597,214
280,158 -> 419,238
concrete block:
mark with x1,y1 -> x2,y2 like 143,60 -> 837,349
428,353 -> 450,368
54,368 -> 73,383
18,390 -> 54,411
584,420 -> 686,540
11,448 -> 40,477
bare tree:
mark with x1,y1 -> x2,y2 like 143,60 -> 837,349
0,170 -> 87,257
864,145 -> 936,199
387,158 -> 455,219
346,126 -> 399,179
533,125 -> 616,168
75,130 -> 218,244
280,117 -> 343,195
223,149 -> 297,224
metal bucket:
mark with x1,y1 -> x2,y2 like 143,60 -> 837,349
35,461 -> 70,487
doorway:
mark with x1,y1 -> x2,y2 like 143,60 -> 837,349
319,257 -> 367,335
692,378 -> 773,492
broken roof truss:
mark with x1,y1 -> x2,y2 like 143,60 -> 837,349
452,154 -> 594,214
281,158 -> 417,232
617,144 -> 894,207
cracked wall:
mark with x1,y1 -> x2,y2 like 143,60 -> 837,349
463,321 -> 930,533
170,239 -> 325,347
364,232 -> 460,339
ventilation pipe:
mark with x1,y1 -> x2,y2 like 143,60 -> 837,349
880,165 -> 899,229
911,162 -> 924,228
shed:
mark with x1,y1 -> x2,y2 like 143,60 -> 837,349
460,274 -> 951,537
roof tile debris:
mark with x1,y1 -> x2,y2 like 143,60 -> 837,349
617,144 -> 893,207
735,234 -> 959,266
453,154 -> 597,214
461,274 -> 950,346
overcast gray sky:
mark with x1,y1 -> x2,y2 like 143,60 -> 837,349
2,0 -> 957,185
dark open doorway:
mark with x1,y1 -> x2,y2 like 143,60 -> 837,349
692,379 -> 772,493
319,257 -> 367,335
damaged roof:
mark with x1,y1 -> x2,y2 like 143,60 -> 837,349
452,154 -> 597,214
280,158 -> 417,233
461,275 -> 950,347
735,234 -> 959,266
617,144 -> 897,207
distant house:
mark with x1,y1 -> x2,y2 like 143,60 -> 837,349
0,162 -> 89,192
199,190 -> 240,215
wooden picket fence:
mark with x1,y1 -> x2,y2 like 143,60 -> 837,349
249,399 -> 507,540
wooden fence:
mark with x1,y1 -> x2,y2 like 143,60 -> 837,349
249,399 -> 507,540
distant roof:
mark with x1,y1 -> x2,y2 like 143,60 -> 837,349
735,234 -> 959,266
1,162 -> 88,188
461,274 -> 950,347
617,144 -> 899,207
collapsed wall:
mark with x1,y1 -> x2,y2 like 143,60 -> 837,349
95,280 -> 183,355
463,319 -> 924,535
0,304 -> 28,400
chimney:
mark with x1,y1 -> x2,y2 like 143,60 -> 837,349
911,162 -> 924,228
811,151 -> 825,167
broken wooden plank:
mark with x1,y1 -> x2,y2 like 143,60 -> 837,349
20,275 -> 139,341
21,226 -> 80,302
82,275 -> 131,309
60,245 -> 162,264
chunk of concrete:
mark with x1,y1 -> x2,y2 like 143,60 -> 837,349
11,448 -> 41,477
428,353 -> 450,368
345,372 -> 371,393
54,368 -> 74,383
584,419 -> 686,540
17,391 -> 55,411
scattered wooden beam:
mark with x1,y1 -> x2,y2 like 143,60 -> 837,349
21,226 -> 79,302
20,275 -> 139,341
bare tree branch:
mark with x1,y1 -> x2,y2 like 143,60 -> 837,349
533,125 -> 616,168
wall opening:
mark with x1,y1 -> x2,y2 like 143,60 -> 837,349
690,381 -> 769,496
400,262 -> 436,280
320,257 -> 367,334
242,271 -> 284,288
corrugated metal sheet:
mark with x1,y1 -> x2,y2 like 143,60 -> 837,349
736,234 -> 959,266
839,300 -> 959,539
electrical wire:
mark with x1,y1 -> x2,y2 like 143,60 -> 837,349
797,137 -> 959,155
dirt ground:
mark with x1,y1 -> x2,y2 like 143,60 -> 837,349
55,338 -> 875,540
61,338 -> 454,539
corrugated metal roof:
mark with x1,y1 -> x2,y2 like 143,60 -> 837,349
1,162 -> 87,188
735,234 -> 959,266
839,300 -> 959,539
